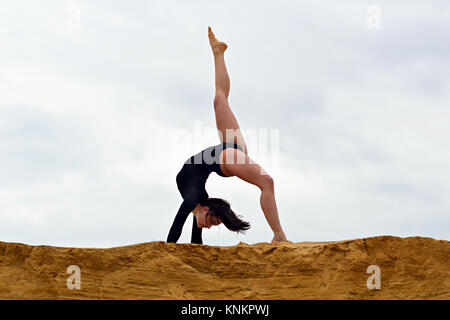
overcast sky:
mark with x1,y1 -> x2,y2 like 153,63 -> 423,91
1,0 -> 449,248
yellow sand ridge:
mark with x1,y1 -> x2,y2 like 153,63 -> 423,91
0,235 -> 448,299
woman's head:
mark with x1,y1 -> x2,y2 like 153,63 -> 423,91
199,198 -> 250,233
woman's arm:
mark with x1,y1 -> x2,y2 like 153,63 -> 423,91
166,191 -> 203,243
191,215 -> 203,244
166,199 -> 195,243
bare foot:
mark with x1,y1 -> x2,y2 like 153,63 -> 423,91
271,231 -> 288,243
208,26 -> 228,55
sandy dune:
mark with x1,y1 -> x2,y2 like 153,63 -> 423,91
0,236 -> 448,299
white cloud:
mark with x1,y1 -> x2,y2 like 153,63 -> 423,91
0,0 -> 449,247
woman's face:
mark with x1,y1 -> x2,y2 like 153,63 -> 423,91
197,207 -> 222,229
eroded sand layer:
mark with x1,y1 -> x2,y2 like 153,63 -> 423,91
0,236 -> 448,299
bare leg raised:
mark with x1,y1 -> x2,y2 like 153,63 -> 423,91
208,26 -> 248,154
208,26 -> 229,98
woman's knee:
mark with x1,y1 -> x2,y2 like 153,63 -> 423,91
213,93 -> 227,110
259,174 -> 274,191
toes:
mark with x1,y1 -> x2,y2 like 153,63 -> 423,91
208,26 -> 215,39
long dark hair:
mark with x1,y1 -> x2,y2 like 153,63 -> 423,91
199,198 -> 250,233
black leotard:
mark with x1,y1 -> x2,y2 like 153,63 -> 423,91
166,142 -> 244,244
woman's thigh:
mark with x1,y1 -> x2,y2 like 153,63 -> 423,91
219,148 -> 269,188
214,96 -> 248,155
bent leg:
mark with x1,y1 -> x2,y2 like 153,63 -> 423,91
220,148 -> 286,239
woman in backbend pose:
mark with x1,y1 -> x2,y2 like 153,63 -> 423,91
167,27 -> 287,244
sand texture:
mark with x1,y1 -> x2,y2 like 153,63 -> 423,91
0,236 -> 448,299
